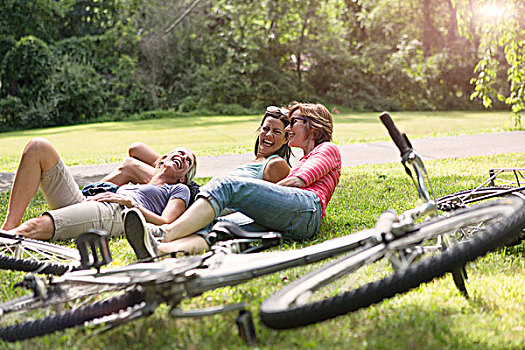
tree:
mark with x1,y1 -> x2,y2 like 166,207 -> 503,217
0,0 -> 64,42
1,0 -> 518,129
454,0 -> 525,126
0,36 -> 55,102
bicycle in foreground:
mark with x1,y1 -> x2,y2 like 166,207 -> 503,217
1,112 -> 524,342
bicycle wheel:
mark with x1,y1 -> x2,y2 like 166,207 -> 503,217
0,287 -> 145,342
0,233 -> 80,274
0,256 -> 202,342
0,254 -> 73,275
437,186 -> 525,211
260,197 -> 525,329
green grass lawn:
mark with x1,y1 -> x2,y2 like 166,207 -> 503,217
0,152 -> 524,349
0,110 -> 518,172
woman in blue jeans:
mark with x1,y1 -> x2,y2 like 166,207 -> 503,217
125,102 -> 341,257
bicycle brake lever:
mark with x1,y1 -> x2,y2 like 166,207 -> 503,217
76,230 -> 113,272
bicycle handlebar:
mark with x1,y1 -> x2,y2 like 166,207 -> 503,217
379,112 -> 411,157
380,112 -> 437,206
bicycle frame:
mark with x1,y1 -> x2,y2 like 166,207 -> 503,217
488,168 -> 525,187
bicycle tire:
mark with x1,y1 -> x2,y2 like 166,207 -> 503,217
0,288 -> 145,342
437,186 -> 525,211
0,234 -> 80,273
0,256 -> 203,341
0,254 -> 72,275
260,197 -> 525,329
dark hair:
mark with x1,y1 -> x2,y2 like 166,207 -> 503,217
254,109 -> 293,165
288,102 -> 333,146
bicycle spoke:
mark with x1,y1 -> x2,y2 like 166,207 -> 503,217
0,238 -> 80,266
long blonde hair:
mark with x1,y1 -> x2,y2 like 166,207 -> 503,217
156,148 -> 197,184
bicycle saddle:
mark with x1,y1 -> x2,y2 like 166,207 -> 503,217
204,221 -> 282,252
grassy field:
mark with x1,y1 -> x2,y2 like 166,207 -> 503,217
0,152 -> 524,349
0,110 -> 518,172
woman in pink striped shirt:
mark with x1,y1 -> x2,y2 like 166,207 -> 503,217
125,102 -> 342,257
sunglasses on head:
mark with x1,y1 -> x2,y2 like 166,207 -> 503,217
290,116 -> 307,127
266,106 -> 289,116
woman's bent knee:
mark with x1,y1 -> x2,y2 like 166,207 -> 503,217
128,142 -> 147,157
119,157 -> 138,173
16,215 -> 54,240
24,138 -> 53,154
23,138 -> 60,171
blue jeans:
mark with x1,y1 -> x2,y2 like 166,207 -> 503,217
197,176 -> 322,241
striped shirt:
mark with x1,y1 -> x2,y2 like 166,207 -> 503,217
288,142 -> 341,218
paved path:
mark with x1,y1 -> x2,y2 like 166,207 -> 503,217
0,131 -> 523,192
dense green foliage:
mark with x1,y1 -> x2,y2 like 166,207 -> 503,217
1,36 -> 55,102
0,0 -> 141,129
0,0 -> 522,131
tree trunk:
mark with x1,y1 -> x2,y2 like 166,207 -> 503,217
445,0 -> 458,43
467,0 -> 480,50
297,0 -> 316,84
422,0 -> 437,57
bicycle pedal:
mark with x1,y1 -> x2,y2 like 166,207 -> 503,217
236,310 -> 257,345
76,230 -> 112,272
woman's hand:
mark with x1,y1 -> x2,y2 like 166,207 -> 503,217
277,176 -> 306,188
87,192 -> 135,207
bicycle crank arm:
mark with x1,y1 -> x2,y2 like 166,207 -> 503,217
170,302 -> 246,318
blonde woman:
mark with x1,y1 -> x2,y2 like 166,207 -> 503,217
1,138 -> 197,241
